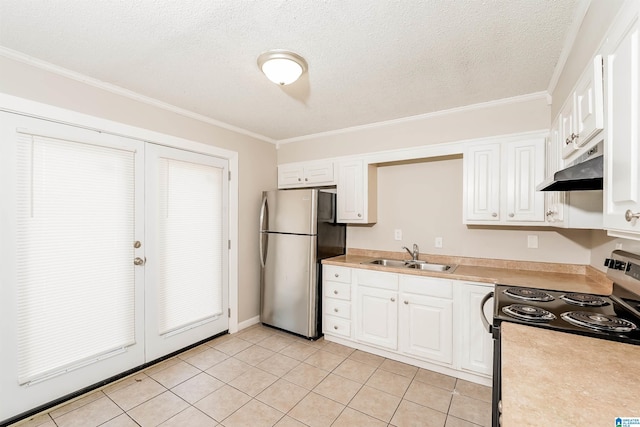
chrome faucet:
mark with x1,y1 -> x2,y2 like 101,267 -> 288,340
402,244 -> 419,261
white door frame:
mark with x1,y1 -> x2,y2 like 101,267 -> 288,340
0,93 -> 239,334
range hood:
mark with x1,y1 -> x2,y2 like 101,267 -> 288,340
536,154 -> 603,191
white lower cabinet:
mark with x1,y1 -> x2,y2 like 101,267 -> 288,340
356,286 -> 398,350
323,265 -> 352,339
458,282 -> 494,376
355,269 -> 399,350
400,292 -> 453,364
322,265 -> 492,385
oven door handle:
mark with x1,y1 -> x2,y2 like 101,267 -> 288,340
480,291 -> 494,334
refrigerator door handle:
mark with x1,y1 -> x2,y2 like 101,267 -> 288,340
260,232 -> 268,268
259,193 -> 268,232
259,195 -> 268,267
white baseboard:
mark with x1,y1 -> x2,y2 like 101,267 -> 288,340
236,316 -> 260,332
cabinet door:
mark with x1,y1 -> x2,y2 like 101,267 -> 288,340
505,139 -> 545,222
560,98 -> 577,159
356,286 -> 398,350
464,144 -> 501,222
278,164 -> 304,187
305,162 -> 334,185
337,160 -> 365,222
459,283 -> 493,377
604,3 -> 640,236
575,55 -> 604,148
400,293 -> 453,365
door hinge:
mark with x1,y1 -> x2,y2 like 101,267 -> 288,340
228,171 -> 231,181
228,308 -> 231,318
228,240 -> 231,250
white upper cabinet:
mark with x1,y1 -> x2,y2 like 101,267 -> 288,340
575,55 -> 605,148
464,135 -> 545,225
561,56 -> 604,159
278,160 -> 335,188
464,143 -> 501,222
336,159 -> 377,224
603,1 -> 640,238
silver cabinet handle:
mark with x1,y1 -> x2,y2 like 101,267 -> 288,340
571,132 -> 579,141
297,178 -> 301,181
334,308 -> 339,312
404,300 -> 408,305
334,273 -> 339,278
625,210 -> 640,222
546,210 -> 553,216
565,138 -> 572,145
390,297 -> 396,302
491,212 -> 498,218
134,241 -> 141,248
334,325 -> 338,330
333,290 -> 338,295
357,213 -> 362,218
134,257 -> 145,266
508,213 -> 514,218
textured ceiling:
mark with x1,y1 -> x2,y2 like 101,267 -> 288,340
0,1 -> 580,142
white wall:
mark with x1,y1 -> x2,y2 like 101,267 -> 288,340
0,55 -> 277,323
348,157 -> 593,264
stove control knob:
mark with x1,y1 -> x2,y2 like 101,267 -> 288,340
615,260 -> 627,271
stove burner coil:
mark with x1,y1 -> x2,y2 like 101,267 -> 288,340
560,293 -> 609,307
502,304 -> 556,322
503,287 -> 555,302
561,311 -> 638,333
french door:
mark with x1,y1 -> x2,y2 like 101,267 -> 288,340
0,112 -> 229,422
144,143 -> 229,360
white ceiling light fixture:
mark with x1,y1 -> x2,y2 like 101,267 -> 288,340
257,50 -> 308,85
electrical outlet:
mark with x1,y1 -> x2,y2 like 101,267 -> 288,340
616,243 -> 623,250
527,235 -> 538,249
394,229 -> 402,241
435,237 -> 443,248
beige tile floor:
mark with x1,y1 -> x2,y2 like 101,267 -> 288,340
12,325 -> 491,427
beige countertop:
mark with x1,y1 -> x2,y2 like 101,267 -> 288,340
323,249 -> 612,295
501,322 -> 640,425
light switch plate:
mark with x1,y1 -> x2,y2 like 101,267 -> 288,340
527,235 -> 538,249
435,237 -> 443,248
394,229 -> 402,241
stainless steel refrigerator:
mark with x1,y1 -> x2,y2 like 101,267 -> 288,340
260,189 -> 346,339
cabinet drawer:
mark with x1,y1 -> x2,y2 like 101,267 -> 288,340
357,269 -> 398,291
324,265 -> 351,283
324,281 -> 350,300
400,275 -> 453,299
324,315 -> 351,338
324,298 -> 351,319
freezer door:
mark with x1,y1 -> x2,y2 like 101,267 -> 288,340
260,233 -> 318,338
261,189 -> 317,235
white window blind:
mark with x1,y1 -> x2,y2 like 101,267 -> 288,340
16,132 -> 136,384
157,158 -> 223,335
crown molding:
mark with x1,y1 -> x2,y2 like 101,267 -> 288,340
276,91 -> 549,146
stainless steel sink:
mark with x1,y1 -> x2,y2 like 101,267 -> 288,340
368,259 -> 407,268
406,262 -> 455,272
363,259 -> 457,273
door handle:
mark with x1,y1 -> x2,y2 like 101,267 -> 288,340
480,291 -> 494,334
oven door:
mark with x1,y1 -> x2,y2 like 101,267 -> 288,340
480,291 -> 500,427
